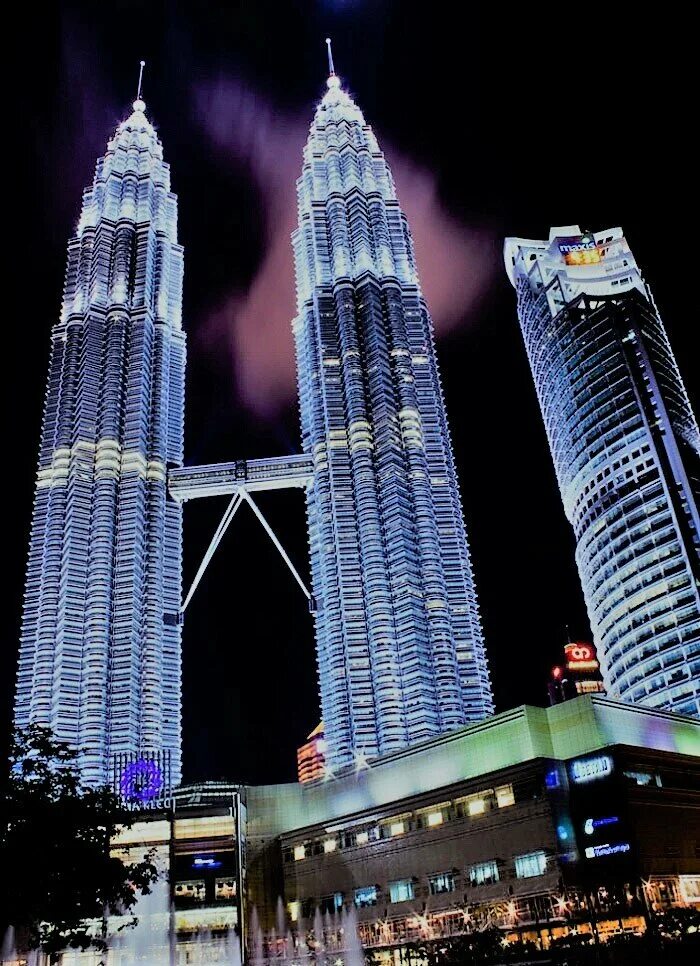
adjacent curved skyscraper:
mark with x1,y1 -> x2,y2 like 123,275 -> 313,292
505,226 -> 699,716
15,95 -> 186,787
292,65 -> 493,770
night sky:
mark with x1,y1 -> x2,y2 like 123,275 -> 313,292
3,2 -> 696,787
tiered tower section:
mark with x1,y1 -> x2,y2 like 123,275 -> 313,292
16,97 -> 186,787
506,226 -> 699,716
292,68 -> 493,770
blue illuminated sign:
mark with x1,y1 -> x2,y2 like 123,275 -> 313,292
584,816 -> 620,835
193,856 -> 222,869
584,842 -> 631,859
545,768 -> 560,789
119,757 -> 164,804
570,755 -> 613,784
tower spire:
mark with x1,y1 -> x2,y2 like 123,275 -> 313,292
325,37 -> 335,76
137,60 -> 146,101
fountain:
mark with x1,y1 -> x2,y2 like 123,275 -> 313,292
340,906 -> 365,966
248,907 -> 265,966
1,924 -> 58,965
312,908 -> 326,966
1,895 -> 364,966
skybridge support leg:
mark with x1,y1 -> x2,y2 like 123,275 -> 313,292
240,489 -> 312,602
179,486 -> 313,614
181,491 -> 244,613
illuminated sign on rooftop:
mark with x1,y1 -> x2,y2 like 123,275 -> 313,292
557,234 -> 603,266
565,642 -> 600,673
119,756 -> 164,805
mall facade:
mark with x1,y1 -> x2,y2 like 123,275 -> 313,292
98,695 -> 699,963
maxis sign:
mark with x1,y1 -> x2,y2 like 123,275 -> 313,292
557,233 -> 603,266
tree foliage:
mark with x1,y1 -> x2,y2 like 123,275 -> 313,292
0,725 -> 158,960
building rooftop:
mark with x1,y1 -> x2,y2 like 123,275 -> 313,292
245,695 -> 699,837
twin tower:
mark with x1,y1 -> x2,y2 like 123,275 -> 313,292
15,56 -> 699,790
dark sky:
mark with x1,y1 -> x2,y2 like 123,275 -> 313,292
3,2 -> 696,786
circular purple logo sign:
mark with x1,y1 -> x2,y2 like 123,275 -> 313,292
120,757 -> 163,804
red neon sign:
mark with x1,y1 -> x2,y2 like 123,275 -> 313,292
565,642 -> 600,672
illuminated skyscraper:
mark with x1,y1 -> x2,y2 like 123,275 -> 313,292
297,722 -> 327,784
506,226 -> 699,716
15,86 -> 186,788
292,49 -> 493,768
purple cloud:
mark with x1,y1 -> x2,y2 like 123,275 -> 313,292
193,76 -> 496,417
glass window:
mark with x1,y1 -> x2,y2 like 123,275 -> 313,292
469,860 -> 499,886
389,879 -> 414,903
354,886 -> 378,908
320,893 -> 344,914
468,798 -> 486,816
294,845 -> 306,861
355,831 -> 369,846
515,851 -> 546,878
389,821 -> 405,837
496,784 -> 515,808
174,815 -> 235,839
623,770 -> 662,787
323,838 -> 337,853
174,880 -> 206,901
426,811 -> 443,827
215,878 -> 237,900
428,872 -> 456,895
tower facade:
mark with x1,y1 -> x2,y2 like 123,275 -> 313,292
292,67 -> 493,770
505,226 -> 699,716
16,96 -> 186,787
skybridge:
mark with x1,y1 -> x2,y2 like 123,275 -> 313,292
168,453 -> 314,502
168,453 -> 315,615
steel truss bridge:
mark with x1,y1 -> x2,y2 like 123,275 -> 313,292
168,454 -> 315,615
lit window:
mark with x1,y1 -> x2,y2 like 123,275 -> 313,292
623,770 -> 662,787
294,845 -> 306,861
175,880 -> 206,902
515,851 -> 546,878
427,811 -> 443,827
468,798 -> 486,817
469,860 -> 499,886
288,901 -> 300,923
389,821 -> 405,837
320,893 -> 344,914
679,876 -> 700,904
215,878 -> 236,901
428,872 -> 456,895
355,831 -> 369,846
174,815 -> 235,840
354,886 -> 378,908
389,879 -> 414,903
323,838 -> 337,853
496,785 -> 515,808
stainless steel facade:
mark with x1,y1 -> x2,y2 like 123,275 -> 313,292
291,67 -> 493,770
15,97 -> 186,786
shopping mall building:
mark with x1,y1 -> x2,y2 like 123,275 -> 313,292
107,695 -> 699,962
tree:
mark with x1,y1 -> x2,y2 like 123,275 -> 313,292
0,725 -> 158,961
